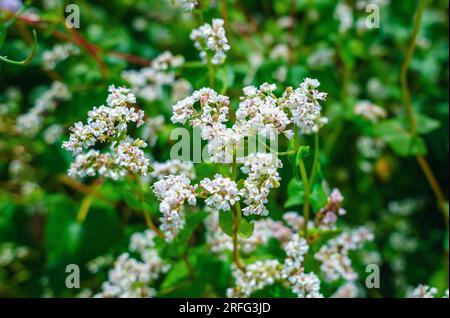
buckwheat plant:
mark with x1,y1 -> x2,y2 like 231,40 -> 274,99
62,85 -> 149,180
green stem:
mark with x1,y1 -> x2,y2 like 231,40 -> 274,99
400,0 -> 426,136
308,133 -> 320,186
299,158 -> 310,238
399,0 -> 447,222
0,29 -> 37,65
231,161 -> 245,270
207,57 -> 215,88
134,175 -> 165,239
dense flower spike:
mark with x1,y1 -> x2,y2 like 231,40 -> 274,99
16,81 -> 71,136
235,83 -> 293,139
281,78 -> 328,134
227,260 -> 282,298
62,86 -> 149,179
122,51 -> 185,102
314,227 -> 374,281
240,153 -> 282,216
42,43 -> 80,70
153,174 -> 197,241
200,174 -> 239,212
315,189 -> 347,230
355,100 -> 387,122
190,19 -> 230,65
95,230 -> 169,298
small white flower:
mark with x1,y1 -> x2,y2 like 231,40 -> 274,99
200,174 -> 239,212
190,18 -> 230,65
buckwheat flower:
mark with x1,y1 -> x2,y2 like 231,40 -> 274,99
367,78 -> 387,100
95,230 -> 169,298
356,137 -> 385,159
276,16 -> 295,29
106,85 -> 137,107
240,153 -> 282,216
200,174 -> 239,212
114,138 -> 150,176
68,150 -> 122,180
408,284 -> 438,298
314,227 -> 374,281
42,43 -> 80,70
122,51 -> 184,102
282,78 -> 327,134
62,87 -> 144,156
235,83 -> 293,139
190,18 -> 230,65
355,100 -> 387,122
153,174 -> 197,241
444,290 -> 449,298
334,2 -> 353,33
16,81 -> 71,136
269,44 -> 289,61
282,234 -> 309,278
315,188 -> 347,230
227,260 -> 282,298
331,282 -> 360,298
151,159 -> 196,180
43,124 -> 63,144
87,255 -> 114,274
172,0 -> 198,11
307,48 -> 334,69
289,272 -> 323,298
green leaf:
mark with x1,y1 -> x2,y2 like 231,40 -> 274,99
239,218 -> 254,238
375,119 -> 427,156
219,211 -> 233,237
310,183 -> 328,212
295,145 -> 310,166
284,178 -> 304,208
415,113 -> 441,135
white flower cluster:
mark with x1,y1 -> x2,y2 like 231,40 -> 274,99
122,51 -> 184,102
408,284 -> 438,298
200,174 -> 239,212
240,153 -> 282,216
151,159 -> 196,180
315,189 -> 347,230
236,83 -> 293,139
42,43 -> 80,70
334,3 -> 353,33
0,243 -> 30,267
281,78 -> 328,134
95,230 -> 170,298
355,100 -> 387,122
171,87 -> 235,163
281,234 -> 323,298
314,227 -> 374,281
172,0 -> 198,11
62,86 -> 149,180
190,19 -> 230,65
226,260 -> 282,298
227,234 -> 322,298
16,81 -> 71,136
152,174 -> 197,242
